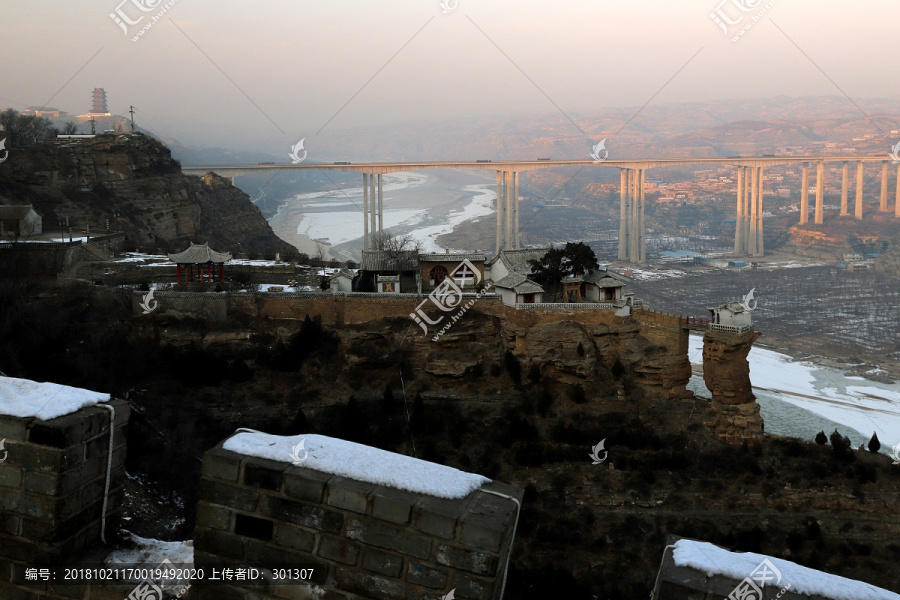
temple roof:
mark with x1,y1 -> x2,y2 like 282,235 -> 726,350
492,273 -> 544,294
360,250 -> 418,272
419,253 -> 486,263
487,247 -> 550,274
168,242 -> 232,264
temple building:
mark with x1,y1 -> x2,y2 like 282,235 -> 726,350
168,242 -> 232,284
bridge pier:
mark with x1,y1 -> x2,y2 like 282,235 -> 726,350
841,162 -> 849,216
880,162 -> 889,211
377,174 -> 383,233
896,163 -> 900,218
363,173 -> 370,251
799,163 -> 809,225
495,171 -> 503,254
618,169 -> 629,261
815,160 -> 824,225
617,168 -> 645,263
855,162 -> 864,219
513,172 -> 519,249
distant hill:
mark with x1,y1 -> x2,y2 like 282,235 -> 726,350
0,133 -> 295,255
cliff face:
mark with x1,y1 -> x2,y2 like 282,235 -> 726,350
0,133 -> 294,254
702,328 -> 764,443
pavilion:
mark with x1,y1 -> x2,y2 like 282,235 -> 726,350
168,242 -> 232,284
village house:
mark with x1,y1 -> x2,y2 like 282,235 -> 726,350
329,269 -> 356,293
0,205 -> 42,238
708,299 -> 752,332
417,252 -> 486,291
358,250 -> 418,293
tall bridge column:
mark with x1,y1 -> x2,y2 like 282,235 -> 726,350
756,166 -> 764,256
742,167 -> 751,247
369,174 -> 377,242
855,161 -> 864,219
513,171 -> 520,249
896,163 -> 900,218
799,163 -> 810,225
362,173 -> 370,251
495,171 -> 503,254
639,169 -> 646,262
617,168 -> 630,261
748,167 -> 759,256
815,161 -> 824,225
628,168 -> 645,263
504,171 -> 513,250
734,167 -> 745,255
880,162 -> 889,211
840,162 -> 849,216
377,174 -> 383,235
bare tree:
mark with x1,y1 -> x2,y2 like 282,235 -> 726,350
63,121 -> 79,135
369,231 -> 420,260
313,242 -> 328,268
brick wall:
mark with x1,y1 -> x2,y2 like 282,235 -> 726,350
0,399 -> 130,598
193,442 -> 523,600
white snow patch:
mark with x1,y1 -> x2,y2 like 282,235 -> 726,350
673,539 -> 900,600
106,532 -> 193,590
223,432 -> 490,499
0,376 -> 109,421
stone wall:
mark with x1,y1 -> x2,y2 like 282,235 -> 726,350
193,441 -> 523,600
0,399 -> 130,598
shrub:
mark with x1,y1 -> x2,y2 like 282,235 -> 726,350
868,432 -> 881,453
815,430 -> 827,445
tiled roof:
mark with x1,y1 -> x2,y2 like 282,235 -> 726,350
487,247 -> 550,274
168,242 -> 232,264
329,269 -> 356,281
360,250 -> 418,272
418,253 -> 486,263
583,269 -> 624,287
0,205 -> 38,219
492,273 -> 544,294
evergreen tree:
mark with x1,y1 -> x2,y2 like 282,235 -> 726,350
815,431 -> 827,445
868,432 -> 881,453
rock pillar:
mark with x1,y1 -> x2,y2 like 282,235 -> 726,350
702,328 -> 763,444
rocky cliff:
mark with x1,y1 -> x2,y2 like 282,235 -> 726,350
0,133 -> 294,255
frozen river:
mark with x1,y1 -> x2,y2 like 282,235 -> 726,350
689,335 -> 900,453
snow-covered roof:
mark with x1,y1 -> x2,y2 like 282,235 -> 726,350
673,539 -> 900,600
222,432 -> 490,499
0,376 -> 110,421
167,242 -> 232,264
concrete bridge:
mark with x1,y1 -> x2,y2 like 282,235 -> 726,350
182,156 -> 900,263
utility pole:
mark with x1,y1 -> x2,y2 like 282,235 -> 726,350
129,106 -> 135,133
90,116 -> 96,135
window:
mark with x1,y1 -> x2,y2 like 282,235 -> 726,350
452,263 -> 476,287
429,265 -> 448,286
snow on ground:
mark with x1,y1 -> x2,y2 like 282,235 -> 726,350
0,376 -> 109,421
223,432 -> 490,499
105,532 -> 193,589
52,236 -> 88,243
256,283 -> 316,292
689,335 -> 900,449
404,184 -> 496,253
673,539 -> 900,600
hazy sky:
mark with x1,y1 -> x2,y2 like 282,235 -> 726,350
2,0 -> 897,151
